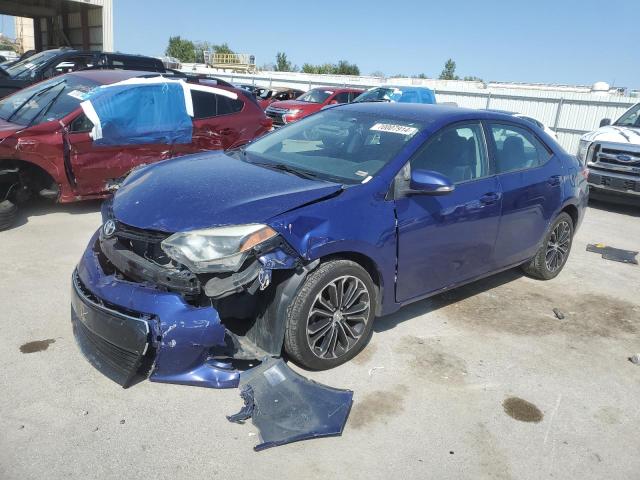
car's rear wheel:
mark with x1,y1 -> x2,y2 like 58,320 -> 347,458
0,199 -> 18,231
284,260 -> 376,370
522,212 -> 574,280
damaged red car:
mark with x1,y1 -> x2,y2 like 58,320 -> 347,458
0,70 -> 272,230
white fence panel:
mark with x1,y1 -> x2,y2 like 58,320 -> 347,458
182,67 -> 637,154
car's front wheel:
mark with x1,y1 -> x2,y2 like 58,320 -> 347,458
284,260 -> 376,370
522,212 -> 574,280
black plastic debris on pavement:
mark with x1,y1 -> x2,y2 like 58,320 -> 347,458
586,244 -> 639,265
552,308 -> 565,320
227,358 -> 353,451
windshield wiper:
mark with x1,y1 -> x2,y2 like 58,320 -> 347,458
253,162 -> 320,180
7,79 -> 66,123
27,83 -> 66,127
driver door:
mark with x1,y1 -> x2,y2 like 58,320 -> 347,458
394,121 -> 502,302
64,112 -> 173,195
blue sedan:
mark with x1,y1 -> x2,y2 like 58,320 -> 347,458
71,103 -> 588,388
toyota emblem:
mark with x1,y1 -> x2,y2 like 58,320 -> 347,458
103,219 -> 116,238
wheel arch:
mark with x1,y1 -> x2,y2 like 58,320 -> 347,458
0,158 -> 60,197
560,203 -> 579,227
317,251 -> 385,316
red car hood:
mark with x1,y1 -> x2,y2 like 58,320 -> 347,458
268,100 -> 321,112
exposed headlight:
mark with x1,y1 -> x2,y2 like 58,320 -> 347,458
286,109 -> 302,115
161,224 -> 277,273
577,139 -> 591,163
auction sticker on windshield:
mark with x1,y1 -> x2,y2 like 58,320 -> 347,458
370,123 -> 419,136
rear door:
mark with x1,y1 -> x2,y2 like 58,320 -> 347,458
395,121 -> 502,301
176,89 -> 246,153
486,121 -> 563,267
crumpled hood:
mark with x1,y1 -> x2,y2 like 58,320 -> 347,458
581,125 -> 640,144
112,151 -> 342,232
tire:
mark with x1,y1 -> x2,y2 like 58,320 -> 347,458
521,212 -> 574,280
0,199 -> 17,231
284,259 -> 376,370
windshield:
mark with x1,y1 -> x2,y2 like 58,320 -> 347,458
297,89 -> 333,103
615,104 -> 640,128
0,75 -> 99,126
354,87 -> 401,103
3,50 -> 59,79
241,109 -> 424,184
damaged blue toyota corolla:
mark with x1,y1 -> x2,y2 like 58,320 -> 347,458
71,103 -> 588,388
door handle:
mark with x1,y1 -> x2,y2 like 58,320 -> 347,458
547,175 -> 561,186
480,192 -> 500,205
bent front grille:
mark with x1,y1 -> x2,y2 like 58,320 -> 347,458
71,271 -> 152,387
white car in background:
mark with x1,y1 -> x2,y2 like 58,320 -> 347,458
577,102 -> 640,203
489,109 -> 557,139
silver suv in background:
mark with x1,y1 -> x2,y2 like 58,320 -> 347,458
578,103 -> 640,203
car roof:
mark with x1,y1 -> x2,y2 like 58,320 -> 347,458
67,69 -> 169,85
370,85 -> 434,91
337,102 -> 526,125
309,87 -> 364,92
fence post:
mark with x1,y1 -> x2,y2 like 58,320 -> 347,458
485,93 -> 492,109
553,98 -> 564,131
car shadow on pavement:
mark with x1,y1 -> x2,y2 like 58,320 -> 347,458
588,198 -> 640,218
374,268 -> 524,333
10,199 -> 103,229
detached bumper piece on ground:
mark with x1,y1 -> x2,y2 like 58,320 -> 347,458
227,358 -> 353,451
586,243 -> 639,265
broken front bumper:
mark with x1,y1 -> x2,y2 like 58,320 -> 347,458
71,231 -> 240,389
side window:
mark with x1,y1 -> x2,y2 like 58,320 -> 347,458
490,123 -> 552,174
410,122 -> 488,184
217,95 -> 244,115
192,90 -> 218,119
69,113 -> 94,133
191,90 -> 243,119
398,90 -> 419,103
47,56 -> 93,77
332,92 -> 350,104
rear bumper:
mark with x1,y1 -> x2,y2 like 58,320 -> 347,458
71,230 -> 240,388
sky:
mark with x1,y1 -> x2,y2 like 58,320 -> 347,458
3,0 -> 639,88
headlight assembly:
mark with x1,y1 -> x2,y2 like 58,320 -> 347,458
577,139 -> 591,164
161,224 -> 277,273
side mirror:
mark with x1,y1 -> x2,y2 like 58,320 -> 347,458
408,169 -> 455,195
599,118 -> 611,127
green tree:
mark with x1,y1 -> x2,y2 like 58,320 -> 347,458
275,52 -> 293,72
214,43 -> 234,55
439,58 -> 459,80
165,36 -> 196,63
301,60 -> 360,76
463,75 -> 483,82
335,60 -> 360,76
